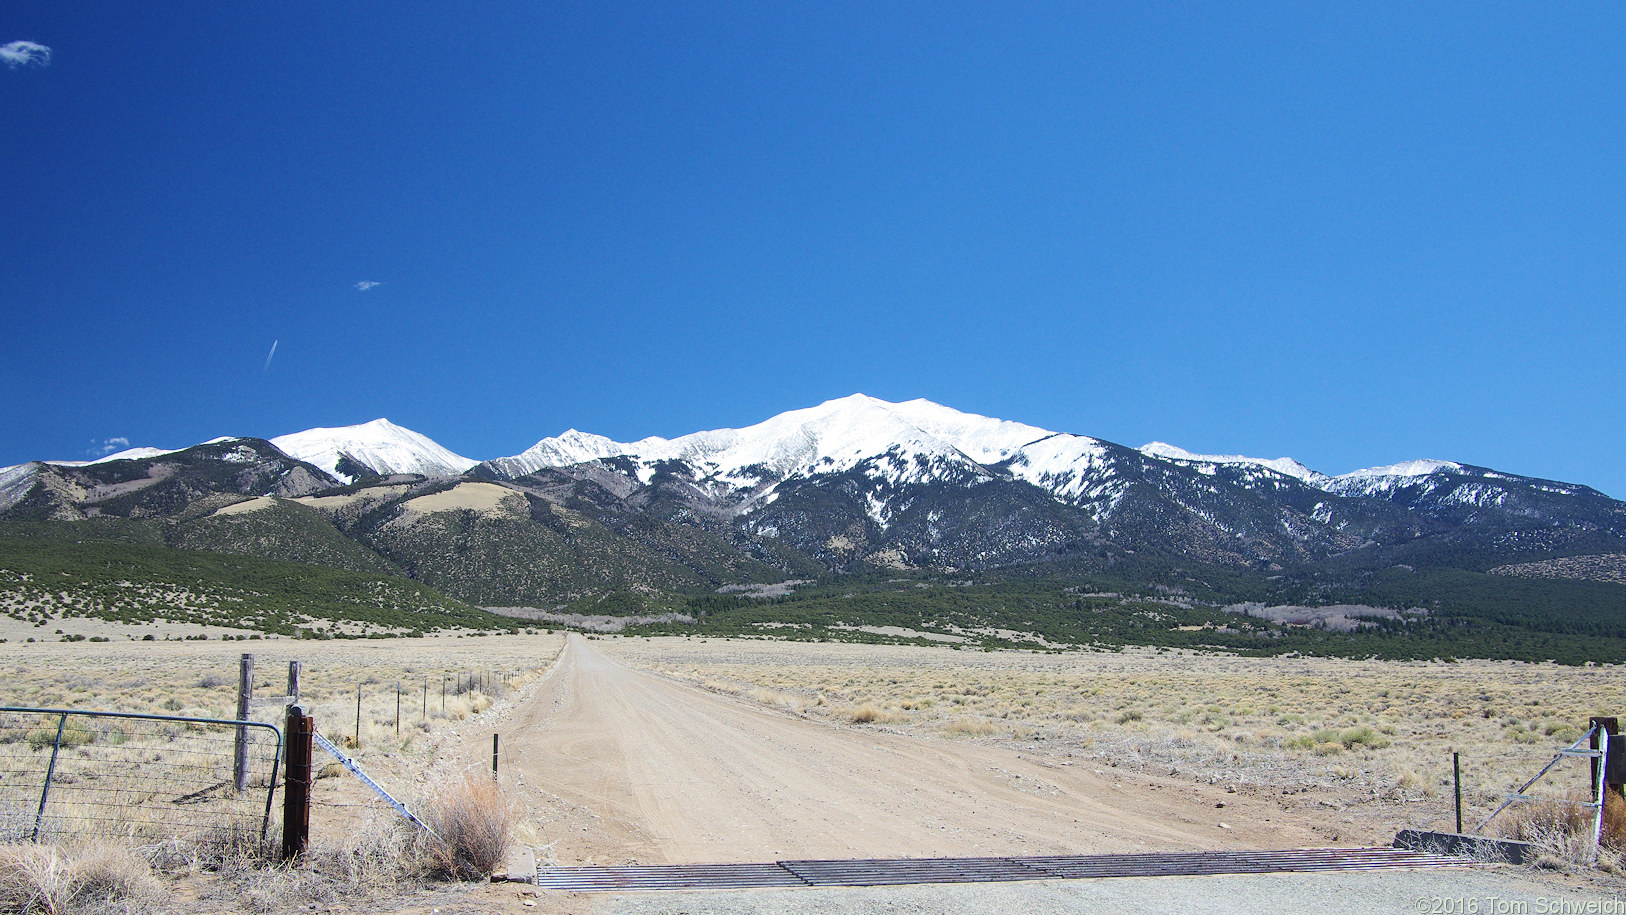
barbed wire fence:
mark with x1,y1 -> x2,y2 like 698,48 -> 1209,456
0,647 -> 547,860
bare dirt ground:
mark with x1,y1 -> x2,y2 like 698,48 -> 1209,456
481,635 -> 1328,866
609,636 -> 1626,848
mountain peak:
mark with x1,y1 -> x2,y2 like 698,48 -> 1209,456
271,419 -> 476,484
822,392 -> 888,408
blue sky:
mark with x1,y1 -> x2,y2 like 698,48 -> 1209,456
3,3 -> 1623,496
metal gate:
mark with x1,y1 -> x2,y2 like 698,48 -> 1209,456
0,706 -> 282,844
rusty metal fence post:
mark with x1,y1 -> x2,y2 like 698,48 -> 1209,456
282,707 -> 313,861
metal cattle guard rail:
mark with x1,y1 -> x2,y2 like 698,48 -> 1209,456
535,847 -> 1467,892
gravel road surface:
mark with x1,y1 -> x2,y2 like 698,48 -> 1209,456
596,868 -> 1623,915
484,635 -> 1333,867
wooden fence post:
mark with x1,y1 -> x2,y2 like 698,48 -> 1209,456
281,707 -> 313,861
234,653 -> 254,793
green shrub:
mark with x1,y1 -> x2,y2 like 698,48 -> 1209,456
26,722 -> 95,752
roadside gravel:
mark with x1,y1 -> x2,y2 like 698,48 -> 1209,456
602,867 -> 1625,915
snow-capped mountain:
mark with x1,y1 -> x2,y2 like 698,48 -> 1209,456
482,394 -> 1579,517
271,419 -> 477,484
484,394 -> 1054,485
463,394 -> 1626,574
3,396 -> 1623,602
17,438 -> 240,470
1129,442 -> 1601,518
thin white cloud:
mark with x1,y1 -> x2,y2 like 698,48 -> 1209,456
263,339 -> 278,373
354,281 -> 382,291
92,437 -> 130,457
0,41 -> 51,69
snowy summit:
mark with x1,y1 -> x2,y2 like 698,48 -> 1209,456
271,418 -> 477,484
487,394 -> 1056,484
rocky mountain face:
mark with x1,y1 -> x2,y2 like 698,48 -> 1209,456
0,438 -> 337,522
4,397 -> 1624,609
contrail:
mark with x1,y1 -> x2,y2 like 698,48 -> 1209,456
263,339 -> 278,373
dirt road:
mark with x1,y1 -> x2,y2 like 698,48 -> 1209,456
482,635 -> 1327,866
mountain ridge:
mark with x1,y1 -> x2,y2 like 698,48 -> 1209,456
1,395 -> 1622,616
3,395 -> 1625,659
8,395 -> 1610,501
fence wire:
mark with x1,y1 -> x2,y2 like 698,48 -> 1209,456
0,707 -> 281,844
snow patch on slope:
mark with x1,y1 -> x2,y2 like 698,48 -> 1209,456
1337,459 -> 1461,481
885,399 -> 1053,465
1005,434 -> 1116,505
0,463 -> 39,513
1139,442 -> 1328,485
45,446 -> 185,467
481,429 -> 661,478
1325,459 -> 1464,497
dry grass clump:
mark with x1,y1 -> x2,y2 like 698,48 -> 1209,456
413,774 -> 515,881
0,841 -> 164,914
0,636 -> 561,911
193,786 -> 513,910
183,817 -> 422,912
1282,726 -> 1392,753
1497,790 -> 1626,870
162,821 -> 286,878
848,703 -> 906,725
943,718 -> 1002,737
